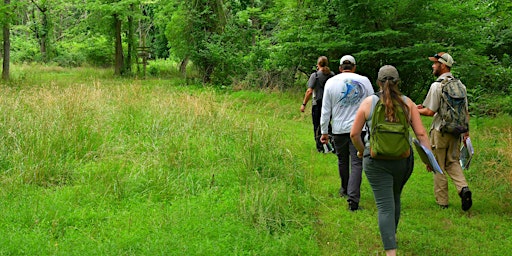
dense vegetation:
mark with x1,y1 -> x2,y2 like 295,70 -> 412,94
0,66 -> 511,255
1,0 -> 512,114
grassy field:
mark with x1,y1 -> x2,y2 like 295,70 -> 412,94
0,66 -> 511,255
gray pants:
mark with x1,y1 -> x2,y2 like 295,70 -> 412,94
363,148 -> 414,250
333,133 -> 364,203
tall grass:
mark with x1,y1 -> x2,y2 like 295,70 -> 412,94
0,65 -> 511,255
0,66 -> 318,255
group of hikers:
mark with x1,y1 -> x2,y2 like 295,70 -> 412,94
300,53 -> 472,256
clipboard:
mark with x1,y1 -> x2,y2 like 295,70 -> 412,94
413,139 -> 443,174
460,137 -> 474,170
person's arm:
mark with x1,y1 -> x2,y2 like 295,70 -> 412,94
409,101 -> 431,149
417,105 -> 436,116
409,99 -> 433,171
319,85 -> 332,144
462,95 -> 470,144
350,97 -> 371,158
300,88 -> 313,112
417,83 -> 440,116
462,114 -> 470,144
301,74 -> 316,112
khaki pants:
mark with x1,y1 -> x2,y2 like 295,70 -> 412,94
430,130 -> 468,205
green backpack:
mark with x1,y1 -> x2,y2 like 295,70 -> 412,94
369,95 -> 411,159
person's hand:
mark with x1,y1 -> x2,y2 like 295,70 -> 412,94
417,104 -> 424,109
320,134 -> 329,144
426,165 -> 433,172
462,132 -> 470,145
357,151 -> 363,159
300,104 -> 305,112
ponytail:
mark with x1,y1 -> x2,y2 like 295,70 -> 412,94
317,56 -> 332,75
379,79 -> 409,122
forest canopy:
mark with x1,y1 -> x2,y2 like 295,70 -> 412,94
1,0 -> 512,114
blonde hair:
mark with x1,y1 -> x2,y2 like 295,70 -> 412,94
378,79 -> 409,123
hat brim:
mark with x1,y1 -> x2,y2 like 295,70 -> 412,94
428,56 -> 438,62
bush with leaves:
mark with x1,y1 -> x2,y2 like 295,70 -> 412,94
81,36 -> 113,67
10,35 -> 41,63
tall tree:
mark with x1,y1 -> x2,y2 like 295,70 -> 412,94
125,3 -> 134,74
30,0 -> 51,62
2,0 -> 10,80
86,0 -> 142,75
164,0 -> 228,82
113,12 -> 124,75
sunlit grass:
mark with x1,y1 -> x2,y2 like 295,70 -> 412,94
0,68 -> 319,255
0,66 -> 511,255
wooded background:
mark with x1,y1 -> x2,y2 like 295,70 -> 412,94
1,0 -> 512,113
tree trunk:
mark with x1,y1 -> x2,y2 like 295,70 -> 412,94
179,56 -> 189,77
114,13 -> 124,76
2,0 -> 10,81
40,13 -> 48,61
125,4 -> 134,74
31,0 -> 49,62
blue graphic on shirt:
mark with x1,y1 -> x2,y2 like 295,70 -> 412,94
337,79 -> 366,106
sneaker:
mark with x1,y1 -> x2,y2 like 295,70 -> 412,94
459,187 -> 472,211
348,200 -> 360,211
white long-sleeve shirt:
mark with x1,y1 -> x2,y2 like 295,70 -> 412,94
320,72 -> 374,134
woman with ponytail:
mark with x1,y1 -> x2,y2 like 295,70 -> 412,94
300,56 -> 335,152
350,65 -> 432,256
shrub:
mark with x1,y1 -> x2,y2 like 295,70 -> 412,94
81,35 -> 113,67
53,42 -> 87,67
10,35 -> 41,63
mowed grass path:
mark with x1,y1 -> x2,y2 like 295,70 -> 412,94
0,66 -> 511,255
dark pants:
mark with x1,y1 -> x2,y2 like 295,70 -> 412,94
312,101 -> 331,152
363,148 -> 414,250
333,132 -> 365,203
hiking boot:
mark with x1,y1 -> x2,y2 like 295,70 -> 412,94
348,200 -> 360,211
459,187 -> 472,211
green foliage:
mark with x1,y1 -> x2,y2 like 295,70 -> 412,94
10,33 -> 41,63
81,35 -> 114,67
145,58 -> 187,78
53,42 -> 87,67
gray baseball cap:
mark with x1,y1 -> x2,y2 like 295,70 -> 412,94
378,65 -> 400,82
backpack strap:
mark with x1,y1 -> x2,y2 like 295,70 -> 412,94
401,95 -> 412,123
368,94 -> 380,121
368,94 -> 411,122
364,94 -> 380,134
436,75 -> 455,83
314,70 -> 333,89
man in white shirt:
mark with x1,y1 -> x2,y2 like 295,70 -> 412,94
320,55 -> 374,211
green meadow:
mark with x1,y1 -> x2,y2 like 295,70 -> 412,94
0,66 -> 511,255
